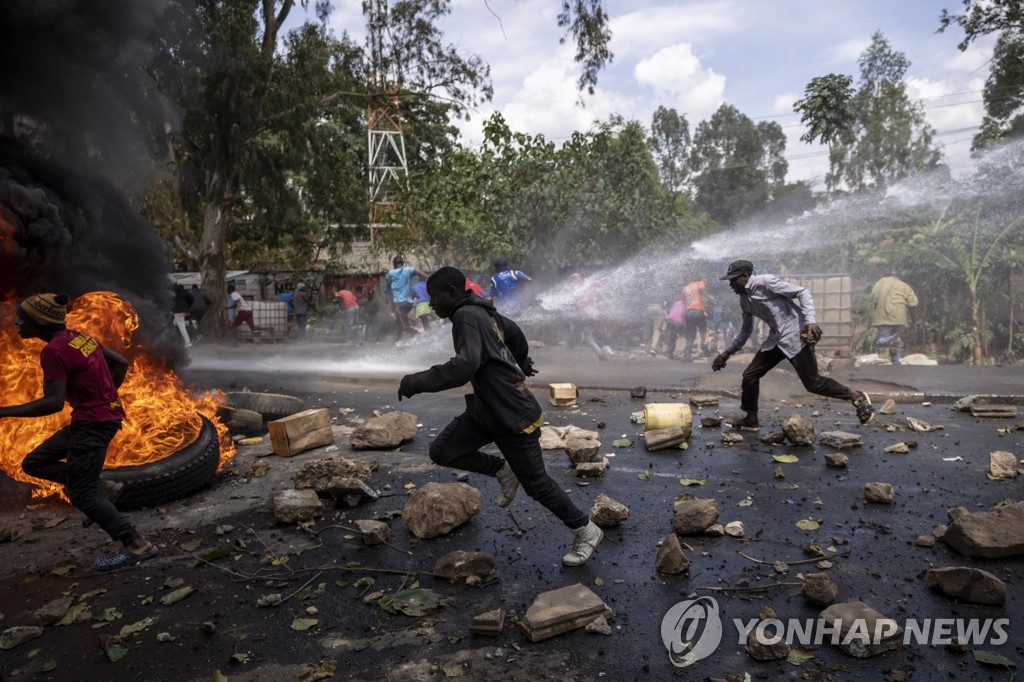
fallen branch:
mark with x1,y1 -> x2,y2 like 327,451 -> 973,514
697,581 -> 802,593
738,546 -> 852,566
276,570 -> 323,607
315,524 -> 413,555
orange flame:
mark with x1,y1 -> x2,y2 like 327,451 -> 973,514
0,291 -> 235,499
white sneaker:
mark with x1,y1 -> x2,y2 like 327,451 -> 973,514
495,462 -> 519,508
562,520 -> 604,566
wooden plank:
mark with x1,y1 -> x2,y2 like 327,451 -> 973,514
268,408 -> 334,457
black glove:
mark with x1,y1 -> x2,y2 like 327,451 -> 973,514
398,375 -> 416,401
711,351 -> 730,372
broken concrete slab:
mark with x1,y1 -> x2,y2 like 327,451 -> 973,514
864,482 -> 895,504
565,434 -> 601,465
539,425 -> 599,450
700,416 -> 722,428
782,414 -> 816,446
433,550 -> 495,582
294,457 -> 372,492
549,383 -> 578,407
724,520 -> 744,538
585,615 -> 612,635
574,458 -> 609,478
590,493 -> 629,527
655,533 -> 689,575
519,583 -> 614,642
672,498 -> 720,535
818,601 -> 903,658
353,519 -> 390,546
401,482 -> 481,539
819,431 -> 863,449
971,404 -> 1018,418
906,416 -> 942,432
688,395 -> 719,408
927,567 -> 1006,605
941,502 -> 1024,559
272,488 -> 323,523
349,411 -> 417,450
884,442 -> 910,454
825,453 -> 849,468
879,399 -> 897,415
470,609 -> 505,636
988,451 -> 1018,480
325,476 -> 379,508
953,395 -> 983,412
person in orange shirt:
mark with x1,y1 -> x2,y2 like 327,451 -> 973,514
681,277 -> 715,362
333,288 -> 359,341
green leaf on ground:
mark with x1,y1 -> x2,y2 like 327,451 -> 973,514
56,603 -> 90,626
160,587 -> 195,606
213,670 -> 228,682
379,588 -> 441,616
40,660 -> 57,672
737,497 -> 753,507
290,617 -> 318,631
354,577 -> 375,589
296,582 -> 325,604
772,454 -> 799,463
637,470 -> 651,481
105,643 -> 128,662
335,577 -> 350,588
119,617 -> 155,637
796,519 -> 820,531
50,565 -> 74,576
179,539 -> 202,552
679,478 -> 706,486
787,647 -> 815,665
613,437 -> 632,447
972,650 -> 1016,670
774,482 -> 800,490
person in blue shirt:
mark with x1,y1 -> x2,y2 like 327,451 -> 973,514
489,257 -> 532,314
412,280 -> 434,331
386,256 -> 429,341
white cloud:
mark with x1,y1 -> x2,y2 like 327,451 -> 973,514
830,38 -> 869,63
634,43 -> 725,123
772,92 -> 799,114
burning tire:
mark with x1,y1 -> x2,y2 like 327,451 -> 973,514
102,415 -> 220,509
225,391 -> 305,421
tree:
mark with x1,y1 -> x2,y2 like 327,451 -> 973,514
972,30 -> 1024,148
757,120 -> 788,190
938,0 -> 1024,50
793,74 -> 855,192
558,0 -> 614,94
647,106 -> 691,192
842,32 -> 942,191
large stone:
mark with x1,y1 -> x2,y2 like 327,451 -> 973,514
565,434 -> 602,465
353,519 -> 390,545
672,498 -> 720,535
590,494 -> 629,527
988,451 -> 1018,480
879,399 -> 898,415
655,534 -> 689,575
818,601 -> 903,658
33,595 -> 73,626
349,411 -> 417,450
927,567 -> 1006,605
864,482 -> 894,504
802,572 -> 838,606
294,457 -> 372,492
824,453 -> 849,468
760,430 -> 786,445
745,628 -> 790,661
519,583 -> 613,642
325,476 -> 379,508
433,550 -> 495,581
574,458 -> 609,478
941,502 -> 1024,559
0,626 -> 44,650
782,414 -> 816,446
273,488 -> 323,523
402,482 -> 481,539
469,609 -> 505,636
539,425 -> 599,450
819,431 -> 863,449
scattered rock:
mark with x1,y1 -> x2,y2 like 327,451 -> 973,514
655,534 -> 689,575
33,595 -> 73,626
326,477 -> 379,508
971,405 -> 1018,418
782,414 -> 816,446
469,609 -> 505,636
927,567 -> 1006,605
256,594 -> 283,608
349,411 -> 418,449
772,561 -> 789,574
539,425 -> 599,450
353,519 -> 390,545
433,551 -> 495,581
879,399 -> 897,415
565,434 -> 602,465
906,417 -> 942,432
819,431 -> 863,449
519,583 -> 614,642
689,395 -> 719,408
672,498 -> 720,535
701,416 -> 722,428
272,488 -> 324,523
585,615 -> 613,635
705,523 -> 725,537
941,502 -> 1024,558
953,395 -> 982,412
914,535 -> 935,547
819,601 -> 903,657
802,572 -> 838,606
574,458 -> 609,478
402,482 -> 481,539
745,628 -> 790,661
825,453 -> 849,468
721,432 -> 744,444
864,482 -> 895,504
0,626 -> 44,650
590,494 -> 629,527
932,524 -> 948,538
988,451 -> 1018,480
294,458 -> 372,492
884,442 -> 910,454
760,429 -> 786,445
724,521 -> 745,538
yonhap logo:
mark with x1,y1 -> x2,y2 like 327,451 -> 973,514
661,596 -> 723,667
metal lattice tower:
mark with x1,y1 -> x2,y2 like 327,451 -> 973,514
366,0 -> 407,239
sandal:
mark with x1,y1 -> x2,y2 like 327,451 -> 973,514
94,544 -> 158,572
83,481 -> 125,528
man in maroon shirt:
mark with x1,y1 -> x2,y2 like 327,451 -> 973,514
0,293 -> 157,571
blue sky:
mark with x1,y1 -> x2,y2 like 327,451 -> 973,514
314,1 -> 995,188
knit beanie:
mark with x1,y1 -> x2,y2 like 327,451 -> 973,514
20,293 -> 69,326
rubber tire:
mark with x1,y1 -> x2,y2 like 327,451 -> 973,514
103,415 -> 221,509
225,391 -> 305,421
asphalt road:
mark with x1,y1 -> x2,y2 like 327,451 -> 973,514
1,339 -> 1022,681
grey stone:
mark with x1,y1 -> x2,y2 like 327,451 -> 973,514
519,583 -> 614,642
33,595 -> 73,626
724,521 -> 744,537
294,457 -> 372,492
818,601 -> 903,658
915,535 -> 936,547
272,488 -> 323,523
672,498 -> 720,535
802,572 -> 838,606
745,628 -> 791,661
689,395 -> 719,408
402,482 -> 481,539
884,442 -> 910,454
0,626 -> 44,650
988,451 -> 1018,480
879,399 -> 898,415
864,482 -> 895,504
760,429 -> 786,445
565,435 -> 601,465
825,453 -> 849,468
941,502 -> 1024,559
927,567 -> 1006,605
721,432 -> 744,444
953,395 -> 982,412
539,425 -> 600,450
585,615 -> 613,635
469,609 -> 505,636
574,458 -> 609,478
782,414 -> 816,446
819,431 -> 863,449
433,550 -> 495,581
655,534 -> 689,575
353,519 -> 390,545
590,494 -> 629,527
325,476 -> 379,508
349,411 -> 417,450
701,416 -> 722,428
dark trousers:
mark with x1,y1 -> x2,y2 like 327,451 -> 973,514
429,411 -> 588,530
393,302 -> 414,338
22,421 -> 138,545
683,310 -> 708,360
664,321 -> 683,356
741,344 -> 855,414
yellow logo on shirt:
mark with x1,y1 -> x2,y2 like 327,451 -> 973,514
68,334 -> 98,357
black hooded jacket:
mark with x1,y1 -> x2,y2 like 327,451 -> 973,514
403,294 -> 540,434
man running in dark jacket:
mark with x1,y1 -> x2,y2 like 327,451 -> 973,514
398,267 -> 603,566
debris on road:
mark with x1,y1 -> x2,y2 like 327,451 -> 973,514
673,498 -> 720,535
819,431 -> 863,449
782,414 -> 816,445
941,502 -> 1024,558
268,408 -> 334,457
819,602 -> 903,657
987,451 -> 1018,479
402,482 -> 480,539
590,494 -> 629,527
349,411 -> 417,450
927,567 -> 1006,605
519,583 -> 613,642
864,482 -> 895,504
802,572 -> 838,606
272,488 -> 323,523
655,534 -> 689,575
469,608 -> 505,636
433,550 -> 496,582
